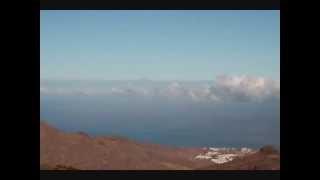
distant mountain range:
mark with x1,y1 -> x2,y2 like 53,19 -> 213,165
40,121 -> 280,170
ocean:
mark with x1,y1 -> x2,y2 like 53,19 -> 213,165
40,82 -> 280,149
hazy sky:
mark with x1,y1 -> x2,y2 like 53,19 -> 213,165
40,10 -> 280,81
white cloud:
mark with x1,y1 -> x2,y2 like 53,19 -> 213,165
187,85 -> 213,102
40,75 -> 280,103
209,75 -> 280,102
160,82 -> 188,97
110,87 -> 126,95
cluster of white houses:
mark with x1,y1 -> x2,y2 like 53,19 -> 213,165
195,147 -> 255,164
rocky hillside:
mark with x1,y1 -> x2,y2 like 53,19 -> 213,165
40,121 -> 279,170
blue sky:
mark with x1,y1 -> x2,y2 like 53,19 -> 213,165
40,10 -> 280,81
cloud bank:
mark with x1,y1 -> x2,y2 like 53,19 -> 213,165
41,75 -> 280,103
210,75 -> 280,102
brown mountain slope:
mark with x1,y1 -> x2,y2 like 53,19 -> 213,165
40,121 -> 210,170
40,121 -> 279,170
